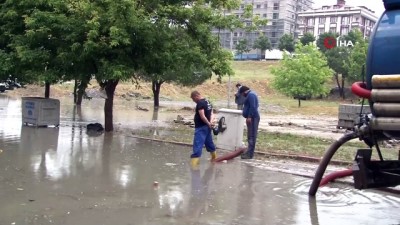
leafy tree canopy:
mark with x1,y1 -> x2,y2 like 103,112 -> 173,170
235,38 -> 250,58
345,39 -> 369,82
271,44 -> 333,106
253,35 -> 272,53
278,34 -> 295,53
300,32 -> 315,46
316,32 -> 339,53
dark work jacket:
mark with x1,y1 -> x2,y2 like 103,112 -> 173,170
242,91 -> 260,119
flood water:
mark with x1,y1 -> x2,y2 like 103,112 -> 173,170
0,96 -> 399,225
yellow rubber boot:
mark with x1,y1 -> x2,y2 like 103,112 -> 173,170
210,152 -> 217,161
190,158 -> 200,169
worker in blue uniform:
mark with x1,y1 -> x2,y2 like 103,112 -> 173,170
239,86 -> 260,159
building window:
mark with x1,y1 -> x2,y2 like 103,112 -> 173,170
361,17 -> 366,25
322,6 -> 329,10
234,32 -> 238,37
318,28 -> 325,34
256,4 -> 261,9
306,28 -> 314,34
307,18 -> 315,26
329,27 -> 336,33
263,13 -> 267,18
273,3 -> 279,10
330,16 -> 337,23
341,27 -> 349,35
319,17 -> 326,24
273,13 -> 279,19
333,5 -> 339,9
341,16 -> 349,25
240,4 -> 244,9
272,32 -> 276,37
272,21 -> 277,26
264,4 -> 268,8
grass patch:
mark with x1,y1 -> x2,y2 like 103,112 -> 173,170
223,60 -> 280,80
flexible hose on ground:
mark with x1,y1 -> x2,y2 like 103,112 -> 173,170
213,147 -> 245,162
319,169 -> 353,186
308,132 -> 359,196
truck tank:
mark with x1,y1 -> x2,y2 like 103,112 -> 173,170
309,0 -> 400,196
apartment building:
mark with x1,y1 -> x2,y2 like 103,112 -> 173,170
215,0 -> 313,52
297,0 -> 378,39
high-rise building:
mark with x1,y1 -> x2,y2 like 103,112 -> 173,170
297,0 -> 378,39
214,0 -> 313,54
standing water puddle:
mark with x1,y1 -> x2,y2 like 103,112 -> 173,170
0,96 -> 399,225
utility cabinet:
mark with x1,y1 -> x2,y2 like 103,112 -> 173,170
216,108 -> 245,151
22,97 -> 60,127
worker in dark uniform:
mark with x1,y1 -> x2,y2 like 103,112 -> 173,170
190,91 -> 217,167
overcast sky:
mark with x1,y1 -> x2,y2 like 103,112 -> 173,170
313,0 -> 385,16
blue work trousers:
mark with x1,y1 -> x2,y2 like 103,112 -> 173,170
191,125 -> 216,158
246,117 -> 260,158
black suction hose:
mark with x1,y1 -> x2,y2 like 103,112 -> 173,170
308,132 -> 359,196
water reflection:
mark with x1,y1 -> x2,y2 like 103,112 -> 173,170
22,126 -> 61,180
188,164 -> 216,221
308,196 -> 320,225
1,97 -> 400,225
152,107 -> 160,136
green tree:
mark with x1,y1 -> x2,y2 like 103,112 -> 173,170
278,34 -> 295,53
300,33 -> 315,46
235,39 -> 250,60
325,46 -> 350,99
0,0 -> 72,97
346,39 -> 369,82
1,0 -> 238,131
253,35 -> 271,59
271,44 -> 333,107
138,0 -> 235,108
316,32 -> 338,53
343,29 -> 364,45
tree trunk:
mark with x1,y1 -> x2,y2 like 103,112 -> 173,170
341,74 -> 346,99
73,79 -> 78,104
76,92 -> 83,105
298,98 -> 301,107
152,80 -> 163,108
44,81 -> 50,98
104,79 -> 119,132
334,73 -> 342,98
76,76 -> 90,106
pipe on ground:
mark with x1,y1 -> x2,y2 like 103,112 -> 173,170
319,169 -> 353,186
213,148 -> 245,163
308,132 -> 359,196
